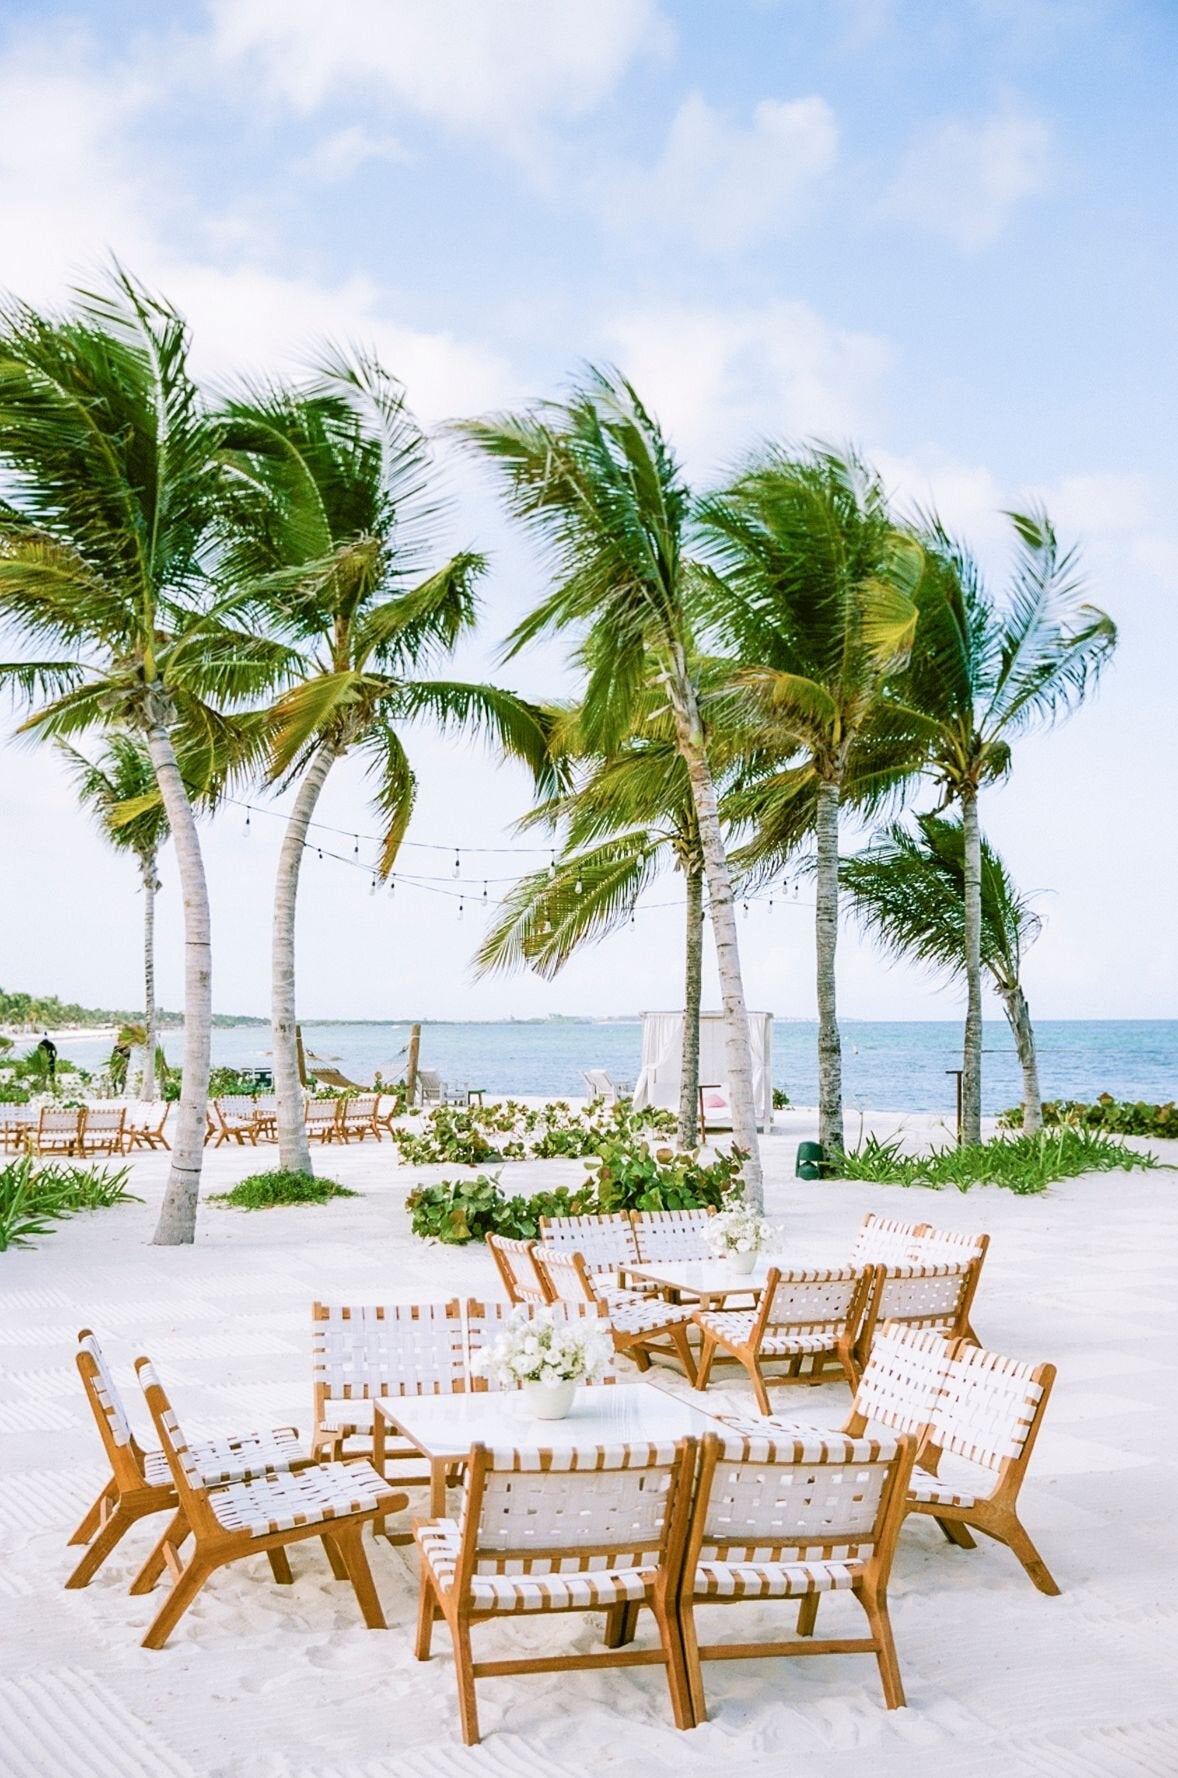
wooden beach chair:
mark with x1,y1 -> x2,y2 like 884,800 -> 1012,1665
414,1437 -> 698,1744
630,1209 -> 716,1265
1,1104 -> 35,1153
337,1092 -> 382,1142
303,1098 -> 343,1144
855,1260 -> 982,1368
582,1068 -> 625,1102
415,1069 -> 444,1106
78,1103 -> 127,1157
209,1097 -> 259,1147
67,1330 -> 308,1590
539,1211 -> 639,1278
534,1247 -> 699,1384
486,1234 -> 549,1306
850,1213 -> 931,1266
35,1105 -> 84,1156
125,1100 -> 170,1151
677,1429 -> 916,1716
694,1266 -> 873,1410
134,1358 -> 402,1648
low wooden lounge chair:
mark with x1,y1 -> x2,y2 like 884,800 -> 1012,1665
414,1437 -> 698,1744
486,1234 -> 549,1306
67,1330 -> 308,1591
135,1358 -> 403,1648
850,1213 -> 932,1266
677,1429 -> 916,1716
304,1098 -> 343,1143
1,1104 -> 35,1153
534,1247 -> 699,1384
78,1104 -> 127,1157
338,1093 -> 382,1142
415,1069 -> 444,1106
630,1208 -> 716,1265
854,1259 -> 982,1368
539,1211 -> 639,1277
125,1101 -> 170,1151
35,1105 -> 84,1156
694,1266 -> 873,1409
209,1098 -> 259,1147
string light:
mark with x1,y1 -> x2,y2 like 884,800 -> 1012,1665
453,849 -> 461,879
243,809 -> 251,836
574,875 -> 583,896
549,852 -> 557,879
482,880 -> 488,902
353,835 -> 359,857
458,896 -> 465,921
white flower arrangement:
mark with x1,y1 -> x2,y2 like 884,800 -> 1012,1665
706,1199 -> 776,1258
471,1306 -> 613,1389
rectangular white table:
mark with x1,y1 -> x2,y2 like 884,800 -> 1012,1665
375,1383 -> 722,1514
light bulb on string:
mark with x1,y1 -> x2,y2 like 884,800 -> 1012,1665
482,880 -> 488,902
458,896 -> 465,921
243,807 -> 251,837
549,852 -> 557,879
317,847 -> 323,862
353,835 -> 359,857
574,875 -> 583,896
453,849 -> 461,879
388,876 -> 396,899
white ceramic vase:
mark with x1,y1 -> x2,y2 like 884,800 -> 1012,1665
725,1248 -> 758,1275
524,1378 -> 577,1420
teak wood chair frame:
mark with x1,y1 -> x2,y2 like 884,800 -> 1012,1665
486,1233 -> 550,1306
854,1256 -> 984,1369
534,1246 -> 700,1385
694,1266 -> 874,1410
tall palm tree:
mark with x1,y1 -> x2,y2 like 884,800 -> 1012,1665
459,369 -> 766,1204
0,268 -> 292,1243
697,448 -> 923,1157
840,815 -> 1045,1133
58,734 -> 169,1099
895,512 -> 1116,1142
219,356 -> 558,1176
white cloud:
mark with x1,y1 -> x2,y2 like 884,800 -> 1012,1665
881,104 -> 1054,249
606,300 -> 890,470
299,125 -> 409,183
208,0 -> 672,158
598,92 -> 838,249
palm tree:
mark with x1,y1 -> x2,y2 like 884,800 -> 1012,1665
840,814 -> 1045,1133
895,512 -> 1116,1142
219,356 -> 558,1176
459,369 -> 766,1204
58,734 -> 169,1099
696,448 -> 923,1157
0,268 -> 292,1243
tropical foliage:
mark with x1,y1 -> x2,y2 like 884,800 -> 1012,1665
999,1096 -> 1178,1140
836,1127 -> 1154,1194
0,1155 -> 136,1250
210,1169 -> 359,1209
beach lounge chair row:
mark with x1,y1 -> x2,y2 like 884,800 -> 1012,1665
0,1101 -> 171,1157
206,1093 -> 387,1147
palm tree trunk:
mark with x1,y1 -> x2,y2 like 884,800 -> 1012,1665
141,854 -> 157,1102
666,651 -> 763,1206
999,982 -> 1042,1135
273,742 -> 339,1175
143,713 -> 210,1246
678,860 -> 704,1148
961,785 -> 983,1145
815,777 -> 844,1155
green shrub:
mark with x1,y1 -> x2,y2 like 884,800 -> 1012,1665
391,1105 -> 504,1166
391,1096 -> 678,1167
0,1155 -> 136,1250
211,1169 -> 359,1210
835,1127 -> 1157,1195
772,1087 -> 790,1109
999,1094 -> 1178,1141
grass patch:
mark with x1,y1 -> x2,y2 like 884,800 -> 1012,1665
0,1155 -> 137,1250
834,1126 -> 1158,1195
211,1169 -> 359,1210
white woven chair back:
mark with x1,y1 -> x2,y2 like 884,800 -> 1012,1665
701,1431 -> 900,1558
466,1300 -> 615,1389
313,1301 -> 466,1399
84,1107 -> 125,1132
126,1100 -> 169,1128
39,1107 -> 82,1134
631,1208 -> 714,1263
467,1442 -> 680,1570
850,1213 -> 928,1266
854,1323 -> 953,1436
872,1262 -> 973,1330
347,1094 -> 379,1117
539,1213 -> 638,1272
218,1096 -> 258,1120
931,1343 -> 1046,1472
305,1100 -> 339,1126
913,1227 -> 988,1265
487,1234 -> 549,1305
77,1331 -> 135,1448
534,1248 -> 597,1307
764,1267 -> 864,1331
136,1359 -> 204,1492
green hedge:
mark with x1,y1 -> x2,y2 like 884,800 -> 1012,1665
836,1127 -> 1157,1195
999,1094 -> 1178,1140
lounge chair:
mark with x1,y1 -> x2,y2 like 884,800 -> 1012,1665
486,1234 -> 550,1306
582,1068 -> 625,1103
124,1101 -> 171,1151
338,1093 -> 382,1142
415,1069 -> 444,1106
534,1247 -> 699,1385
35,1106 -> 84,1156
78,1103 -> 127,1157
854,1259 -> 983,1368
694,1266 -> 873,1409
303,1098 -> 343,1143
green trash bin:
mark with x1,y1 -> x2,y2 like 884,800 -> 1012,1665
795,1140 -> 823,1180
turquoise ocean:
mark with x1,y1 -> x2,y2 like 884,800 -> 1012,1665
50,1019 -> 1178,1117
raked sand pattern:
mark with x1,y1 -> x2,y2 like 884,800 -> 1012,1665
2,1111 -> 1176,1778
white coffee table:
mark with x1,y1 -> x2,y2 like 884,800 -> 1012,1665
375,1383 -> 721,1514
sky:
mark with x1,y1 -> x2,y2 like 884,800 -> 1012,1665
0,0 -> 1175,1026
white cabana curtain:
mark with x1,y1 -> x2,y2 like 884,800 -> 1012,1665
633,1011 -> 773,1129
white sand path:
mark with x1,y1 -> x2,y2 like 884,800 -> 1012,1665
1,1109 -> 1176,1778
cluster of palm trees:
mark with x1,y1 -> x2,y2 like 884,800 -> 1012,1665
0,270 -> 1117,1243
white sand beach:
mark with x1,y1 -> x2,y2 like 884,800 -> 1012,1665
2,1110 -> 1176,1777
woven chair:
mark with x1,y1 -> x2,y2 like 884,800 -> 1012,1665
78,1104 -> 127,1157
852,1329 -> 1059,1595
465,1299 -> 617,1389
534,1248 -> 699,1385
694,1267 -> 873,1410
338,1093 -> 382,1142
1,1103 -> 36,1153
416,1068 -> 444,1106
855,1260 -> 982,1368
67,1330 -> 308,1591
134,1358 -> 402,1648
910,1228 -> 989,1341
209,1098 -> 259,1147
486,1233 -> 549,1306
677,1429 -> 916,1716
304,1098 -> 343,1143
539,1211 -> 639,1277
124,1101 -> 171,1151
850,1213 -> 931,1267
415,1438 -> 698,1744
35,1105 -> 84,1156
630,1208 -> 716,1265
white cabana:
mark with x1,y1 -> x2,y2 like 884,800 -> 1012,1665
632,1010 -> 774,1130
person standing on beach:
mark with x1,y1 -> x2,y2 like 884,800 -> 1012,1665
35,1033 -> 57,1086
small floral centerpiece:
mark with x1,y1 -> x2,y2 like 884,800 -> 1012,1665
471,1306 -> 613,1419
706,1199 -> 776,1273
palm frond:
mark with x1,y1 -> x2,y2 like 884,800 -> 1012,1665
475,837 -> 661,980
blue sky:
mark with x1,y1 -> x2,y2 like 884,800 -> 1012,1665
1,0 -> 1175,1027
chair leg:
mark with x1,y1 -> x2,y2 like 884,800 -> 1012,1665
667,1324 -> 698,1387
694,1336 -> 719,1392
321,1532 -> 350,1580
936,1516 -> 977,1549
415,1571 -> 440,1660
452,1620 -> 481,1746
604,1600 -> 640,1648
679,1599 -> 707,1724
335,1525 -> 387,1629
267,1546 -> 294,1585
130,1510 -> 189,1595
64,1503 -> 140,1589
748,1358 -> 773,1417
994,1512 -> 1060,1596
651,1595 -> 696,1731
68,1481 -> 116,1546
629,1343 -> 652,1372
861,1591 -> 905,1709
141,1556 -> 213,1650
796,1593 -> 819,1637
